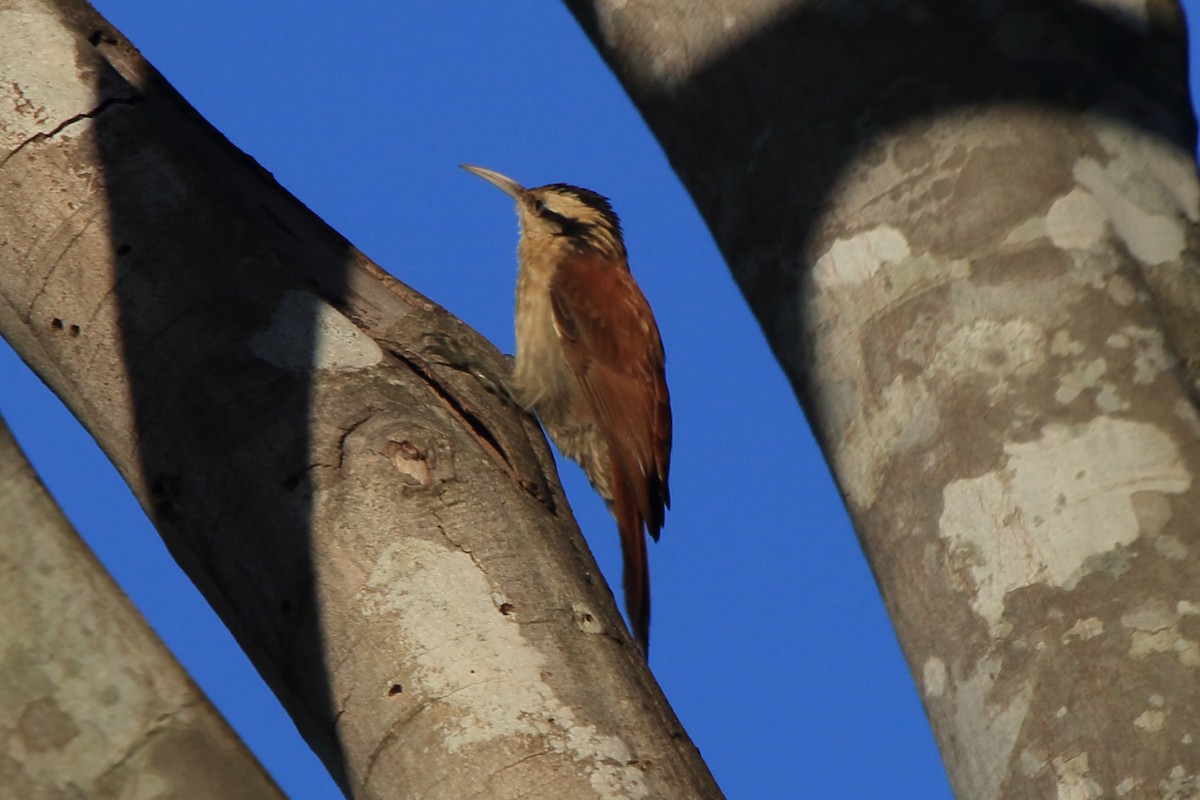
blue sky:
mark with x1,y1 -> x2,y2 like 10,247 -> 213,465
3,3 -> 1196,798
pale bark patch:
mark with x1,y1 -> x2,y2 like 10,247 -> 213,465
592,0 -> 791,90
1173,400 -> 1200,438
1128,630 -> 1183,660
0,8 -> 93,150
1074,158 -> 1186,266
1122,601 -> 1200,668
1161,765 -> 1200,798
1051,329 -> 1086,358
357,537 -> 648,797
1054,357 -> 1109,406
839,373 -> 937,509
1121,598 -> 1176,632
1113,326 -> 1174,385
813,225 -> 911,288
1046,189 -> 1108,252
1106,273 -> 1137,307
1053,752 -> 1101,800
923,656 -> 948,697
249,290 -> 383,372
1178,600 -> 1200,616
949,656 -> 1032,800
1062,617 -> 1104,644
1134,709 -> 1166,733
1115,776 -> 1142,796
930,317 -> 1047,388
1090,118 -> 1200,222
940,417 -> 1190,631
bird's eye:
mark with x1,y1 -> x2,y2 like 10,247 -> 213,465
531,198 -> 547,215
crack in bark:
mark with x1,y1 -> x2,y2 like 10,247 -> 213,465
359,695 -> 432,791
379,336 -> 557,513
335,413 -> 375,471
20,209 -> 104,323
507,770 -> 573,800
0,94 -> 141,170
431,511 -> 488,577
387,345 -> 513,471
94,698 -> 200,784
368,675 -> 499,750
467,749 -> 555,800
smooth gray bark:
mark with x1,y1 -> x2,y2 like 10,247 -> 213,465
564,0 -> 1200,796
0,0 -> 721,797
0,414 -> 286,799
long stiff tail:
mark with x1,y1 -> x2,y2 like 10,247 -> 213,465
614,478 -> 651,656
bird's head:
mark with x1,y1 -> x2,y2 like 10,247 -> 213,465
461,164 -> 626,259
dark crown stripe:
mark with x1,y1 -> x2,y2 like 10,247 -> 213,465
539,183 -> 623,233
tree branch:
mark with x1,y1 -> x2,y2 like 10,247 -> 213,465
0,0 -> 721,796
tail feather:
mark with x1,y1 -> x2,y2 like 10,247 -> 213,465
614,472 -> 651,656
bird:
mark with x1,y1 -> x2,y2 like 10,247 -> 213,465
461,164 -> 671,655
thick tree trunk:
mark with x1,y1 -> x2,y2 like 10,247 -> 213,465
0,1 -> 721,797
0,415 -> 285,798
565,0 -> 1200,796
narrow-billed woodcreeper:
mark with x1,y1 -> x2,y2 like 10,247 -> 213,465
462,164 -> 671,655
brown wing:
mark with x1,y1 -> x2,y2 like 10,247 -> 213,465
549,252 -> 671,535
550,252 -> 671,654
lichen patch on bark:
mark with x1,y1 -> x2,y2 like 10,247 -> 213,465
356,537 -> 648,797
1046,188 -> 1108,252
939,417 -> 1191,631
947,656 -> 1032,800
1074,157 -> 1186,266
922,656 -> 948,697
0,8 -> 95,151
812,225 -> 911,288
